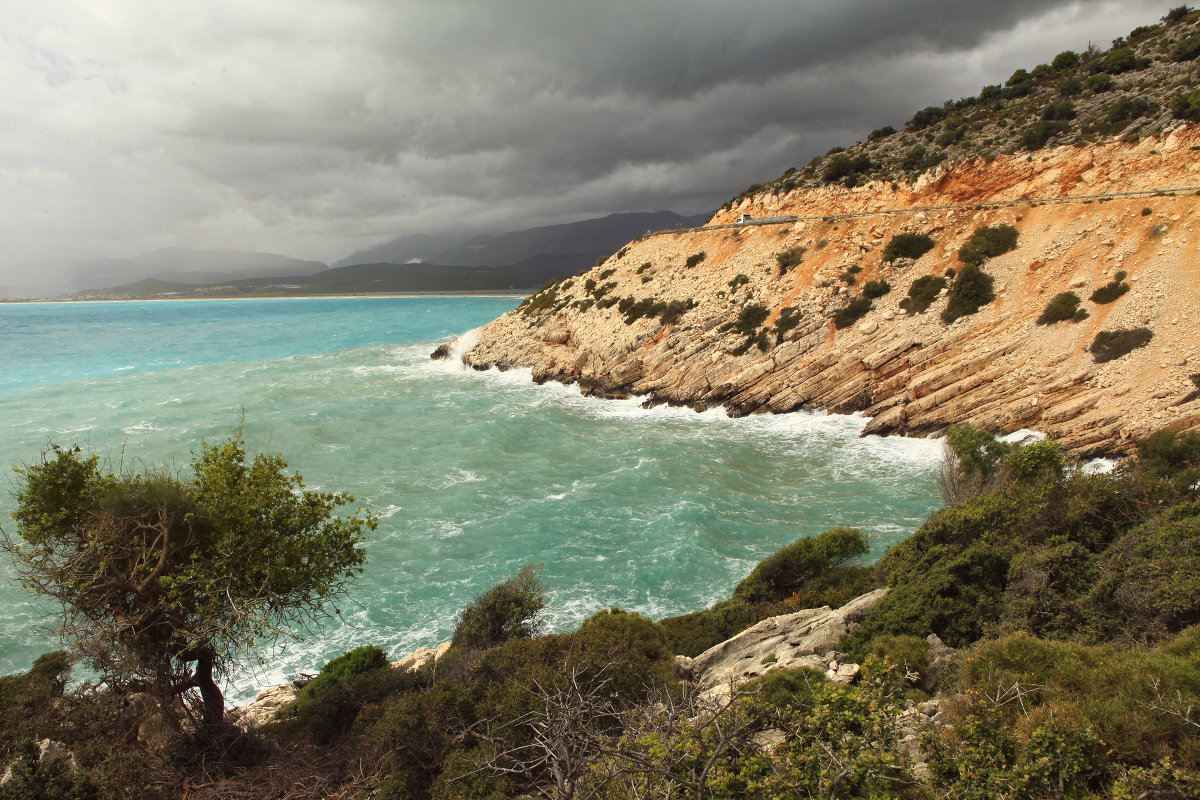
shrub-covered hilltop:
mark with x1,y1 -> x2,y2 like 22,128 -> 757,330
726,5 -> 1200,200
459,8 -> 1200,458
4,428 -> 1198,799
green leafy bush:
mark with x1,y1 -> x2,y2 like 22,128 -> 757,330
950,630 -> 1200,768
868,125 -> 897,141
657,598 -> 761,658
721,303 -> 771,355
1169,88 -> 1200,121
862,634 -> 930,678
0,652 -> 71,755
728,274 -> 750,291
597,268 -> 616,281
946,423 -> 1012,483
1137,430 -> 1200,480
733,527 -> 869,604
1098,97 -> 1158,133
907,105 -> 947,129
1085,73 -> 1115,93
1090,271 -> 1130,303
941,263 -> 996,323
1052,50 -> 1081,70
900,144 -> 946,173
1000,536 -> 1098,638
452,564 -> 545,651
1091,328 -> 1153,362
1092,46 -> 1147,74
0,740 -> 99,800
899,274 -> 947,314
1041,99 -> 1076,120
822,152 -> 874,184
1037,291 -> 1088,324
861,279 -> 891,299
294,644 -> 389,713
616,296 -> 694,325
291,653 -> 425,745
685,251 -> 706,268
518,281 -> 560,315
1170,32 -> 1200,60
882,232 -> 936,263
958,224 -> 1019,267
926,708 -> 1107,800
833,296 -> 873,328
1022,120 -> 1070,150
1165,5 -> 1194,24
1005,439 -> 1065,483
1086,504 -> 1200,642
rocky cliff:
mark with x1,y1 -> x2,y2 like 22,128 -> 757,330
457,127 -> 1200,457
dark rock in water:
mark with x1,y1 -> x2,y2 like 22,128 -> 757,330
430,343 -> 451,360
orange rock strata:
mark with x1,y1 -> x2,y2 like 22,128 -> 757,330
462,127 -> 1200,457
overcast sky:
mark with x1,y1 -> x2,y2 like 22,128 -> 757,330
0,0 -> 1179,270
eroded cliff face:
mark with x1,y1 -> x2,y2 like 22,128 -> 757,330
461,127 -> 1200,457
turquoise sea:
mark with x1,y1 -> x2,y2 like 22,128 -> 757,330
0,297 -> 943,701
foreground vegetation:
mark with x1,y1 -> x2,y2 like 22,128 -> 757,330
0,423 -> 1197,799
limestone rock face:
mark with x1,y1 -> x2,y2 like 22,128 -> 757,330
459,129 -> 1200,457
390,641 -> 452,672
238,684 -> 298,729
688,589 -> 888,701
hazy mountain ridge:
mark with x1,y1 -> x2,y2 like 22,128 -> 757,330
6,248 -> 328,299
334,211 -> 710,268
58,212 -> 712,299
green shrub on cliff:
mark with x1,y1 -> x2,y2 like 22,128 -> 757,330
833,296 -> 873,329
1090,270 -> 1131,303
734,527 -> 869,604
861,279 -> 891,299
942,629 -> 1200,774
846,428 -> 1200,660
658,528 -> 876,657
883,233 -> 937,263
1091,327 -> 1153,362
899,274 -> 947,314
294,645 -> 389,713
957,224 -> 1018,267
452,564 -> 546,651
1037,291 -> 1088,324
941,262 -> 995,323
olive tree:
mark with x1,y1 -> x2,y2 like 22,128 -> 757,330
4,432 -> 376,727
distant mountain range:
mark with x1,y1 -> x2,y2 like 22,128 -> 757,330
335,211 -> 710,268
6,248 -> 327,299
13,210 -> 712,300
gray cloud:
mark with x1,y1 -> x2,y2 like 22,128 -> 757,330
0,0 -> 1179,281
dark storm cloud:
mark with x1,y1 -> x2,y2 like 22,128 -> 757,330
0,0 -> 1179,282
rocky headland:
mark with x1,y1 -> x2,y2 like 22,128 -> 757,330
457,127 -> 1200,457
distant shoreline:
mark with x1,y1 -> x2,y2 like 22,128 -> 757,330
0,291 -> 530,304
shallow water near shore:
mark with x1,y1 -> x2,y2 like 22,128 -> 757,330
0,297 -> 943,701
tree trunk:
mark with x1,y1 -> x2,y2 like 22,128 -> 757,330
191,646 -> 224,726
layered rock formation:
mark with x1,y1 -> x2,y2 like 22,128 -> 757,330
679,589 -> 888,702
459,128 -> 1200,456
